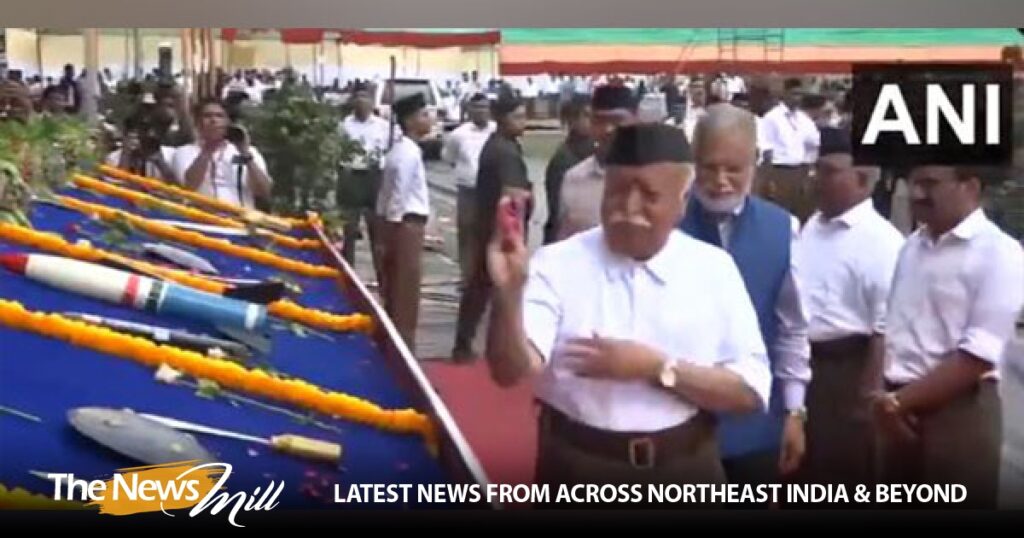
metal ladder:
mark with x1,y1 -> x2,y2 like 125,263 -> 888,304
717,29 -> 786,64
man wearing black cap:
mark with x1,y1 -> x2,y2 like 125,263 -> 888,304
553,85 -> 637,241
873,164 -> 1023,508
679,104 -> 810,494
486,123 -> 770,490
797,126 -> 904,491
542,96 -> 593,245
452,95 -> 529,361
338,81 -> 391,266
376,92 -> 434,353
759,77 -> 820,222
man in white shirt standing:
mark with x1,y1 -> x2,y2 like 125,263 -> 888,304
679,104 -> 810,494
797,127 -> 904,490
338,82 -> 391,266
171,98 -> 272,209
376,93 -> 434,354
875,164 -> 1024,508
442,93 -> 496,285
682,77 -> 708,145
485,123 -> 770,493
521,77 -> 540,119
758,78 -> 820,222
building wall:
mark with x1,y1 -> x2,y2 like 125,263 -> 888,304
3,28 -> 499,84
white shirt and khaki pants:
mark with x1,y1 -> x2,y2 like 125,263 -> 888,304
338,113 -> 391,265
523,228 -> 771,500
376,136 -> 430,353
442,121 -> 496,281
880,209 -> 1024,508
797,198 -> 904,487
757,104 -> 820,222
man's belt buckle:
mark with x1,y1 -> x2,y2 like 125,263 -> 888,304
628,436 -> 656,469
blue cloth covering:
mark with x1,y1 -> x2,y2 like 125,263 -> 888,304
679,195 -> 791,459
0,188 -> 449,508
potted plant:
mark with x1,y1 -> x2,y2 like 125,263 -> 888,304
0,115 -> 100,226
244,82 -> 360,218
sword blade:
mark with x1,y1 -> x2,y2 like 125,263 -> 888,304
138,413 -> 270,445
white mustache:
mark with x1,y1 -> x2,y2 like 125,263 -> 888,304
608,213 -> 652,228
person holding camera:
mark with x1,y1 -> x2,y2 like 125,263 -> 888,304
171,97 -> 272,208
105,116 -> 175,181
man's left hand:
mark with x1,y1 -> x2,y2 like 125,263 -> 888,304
778,414 -> 806,475
563,335 -> 666,382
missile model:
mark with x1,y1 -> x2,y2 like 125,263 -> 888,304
0,253 -> 267,332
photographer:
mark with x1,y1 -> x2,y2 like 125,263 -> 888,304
170,97 -> 272,208
104,116 -> 175,181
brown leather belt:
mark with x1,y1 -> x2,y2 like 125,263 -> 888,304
811,334 -> 870,358
538,403 -> 714,470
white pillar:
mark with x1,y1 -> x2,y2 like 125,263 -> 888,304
133,28 -> 143,79
82,28 -> 100,124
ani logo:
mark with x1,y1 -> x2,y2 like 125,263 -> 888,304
850,62 -> 1013,167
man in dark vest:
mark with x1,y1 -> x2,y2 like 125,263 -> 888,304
679,104 -> 811,494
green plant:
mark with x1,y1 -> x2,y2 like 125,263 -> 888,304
245,83 -> 360,216
0,115 -> 100,226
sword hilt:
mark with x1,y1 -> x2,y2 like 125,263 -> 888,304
269,434 -> 343,463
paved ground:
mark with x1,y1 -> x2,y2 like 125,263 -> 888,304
347,131 -> 559,360
346,129 -> 1024,506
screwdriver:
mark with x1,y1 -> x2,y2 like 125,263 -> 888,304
138,412 -> 342,464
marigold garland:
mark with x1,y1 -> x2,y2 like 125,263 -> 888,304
0,222 -> 374,334
62,185 -> 338,279
58,195 -> 326,276
0,299 -> 433,440
72,175 -> 322,251
98,164 -> 310,229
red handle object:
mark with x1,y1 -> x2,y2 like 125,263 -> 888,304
497,197 -> 522,251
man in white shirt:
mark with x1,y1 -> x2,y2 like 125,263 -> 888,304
442,93 -> 497,284
758,78 -> 820,222
726,75 -> 747,99
485,123 -> 770,491
521,77 -> 539,119
376,93 -> 434,354
682,78 -> 708,144
338,82 -> 392,265
875,165 -> 1024,508
222,72 -> 247,100
555,85 -> 637,241
171,98 -> 272,209
679,104 -> 810,492
797,127 -> 904,489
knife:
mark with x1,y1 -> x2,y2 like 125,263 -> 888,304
137,413 -> 342,464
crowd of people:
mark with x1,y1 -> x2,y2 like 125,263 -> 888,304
3,60 -> 1023,507
363,72 -> 1022,508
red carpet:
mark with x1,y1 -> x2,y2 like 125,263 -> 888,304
423,360 -> 537,485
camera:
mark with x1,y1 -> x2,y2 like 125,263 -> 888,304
138,133 -> 162,158
226,125 -> 247,146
